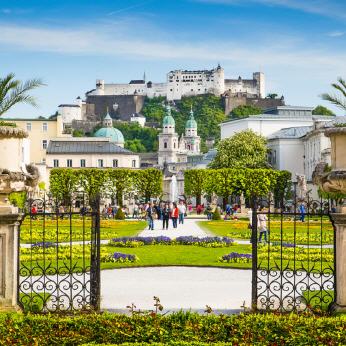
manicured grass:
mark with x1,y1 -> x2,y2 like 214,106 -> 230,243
20,242 -> 334,275
199,219 -> 334,245
20,217 -> 146,243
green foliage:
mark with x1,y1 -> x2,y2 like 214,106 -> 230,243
0,312 -> 344,345
321,77 -> 346,111
0,120 -> 16,127
266,93 -> 278,99
312,105 -> 335,116
9,191 -> 27,208
210,130 -> 267,169
186,168 -> 291,201
115,208 -> 125,220
230,105 -> 262,119
72,129 -> 85,137
49,168 -> 162,203
212,208 -> 221,220
141,96 -> 166,122
38,181 -> 45,191
133,168 -> 163,202
125,138 -> 147,152
184,169 -> 207,205
113,121 -> 159,152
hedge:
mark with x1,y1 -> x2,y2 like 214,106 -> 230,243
0,312 -> 345,345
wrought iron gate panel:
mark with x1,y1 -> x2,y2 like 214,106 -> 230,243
18,193 -> 101,313
252,194 -> 335,312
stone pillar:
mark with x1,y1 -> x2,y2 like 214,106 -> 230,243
330,212 -> 346,313
0,212 -> 22,311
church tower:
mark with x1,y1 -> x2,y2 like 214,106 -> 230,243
183,107 -> 200,155
158,105 -> 180,165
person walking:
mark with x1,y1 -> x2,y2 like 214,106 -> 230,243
171,202 -> 179,229
132,204 -> 139,219
257,207 -> 268,243
146,202 -> 154,230
206,204 -> 212,220
299,202 -> 306,222
178,201 -> 186,225
162,203 -> 170,230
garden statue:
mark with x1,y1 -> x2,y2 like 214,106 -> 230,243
296,174 -> 307,201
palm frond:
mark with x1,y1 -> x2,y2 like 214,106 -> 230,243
321,93 -> 346,111
0,74 -> 45,116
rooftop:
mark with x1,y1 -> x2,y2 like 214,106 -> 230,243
267,126 -> 312,140
47,139 -> 134,155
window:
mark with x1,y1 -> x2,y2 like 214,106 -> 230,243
26,122 -> 32,131
174,142 -> 176,149
42,158 -> 46,164
132,160 -> 136,168
67,159 -> 72,167
53,159 -> 59,167
98,159 -> 103,168
80,159 -> 86,168
164,142 -> 167,149
42,140 -> 47,149
113,159 -> 118,168
42,122 -> 48,132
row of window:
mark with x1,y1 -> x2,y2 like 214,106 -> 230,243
26,122 -> 48,132
53,159 -> 136,168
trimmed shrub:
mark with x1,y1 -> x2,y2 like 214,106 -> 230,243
0,312 -> 344,345
115,208 -> 125,220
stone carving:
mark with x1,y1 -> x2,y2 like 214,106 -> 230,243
296,174 -> 307,200
313,163 -> 346,195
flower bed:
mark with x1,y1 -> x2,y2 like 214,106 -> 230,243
109,236 -> 236,248
220,252 -> 252,263
101,252 -> 138,263
0,312 -> 344,345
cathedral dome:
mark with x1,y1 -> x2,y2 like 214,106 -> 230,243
94,127 -> 124,144
186,109 -> 197,129
163,114 -> 175,126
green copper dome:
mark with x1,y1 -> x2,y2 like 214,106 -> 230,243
186,109 -> 197,129
94,127 -> 124,144
162,104 -> 175,127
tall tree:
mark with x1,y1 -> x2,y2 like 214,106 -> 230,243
321,77 -> 346,112
133,169 -> 163,202
0,73 -> 44,116
312,105 -> 335,116
210,130 -> 268,169
184,169 -> 206,205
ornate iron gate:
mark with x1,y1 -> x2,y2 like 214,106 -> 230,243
18,194 -> 101,313
251,194 -> 335,312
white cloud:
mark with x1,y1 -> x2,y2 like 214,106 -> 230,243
195,0 -> 346,20
1,23 -> 346,72
327,31 -> 345,37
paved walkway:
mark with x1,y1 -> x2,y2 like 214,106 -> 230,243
139,218 -> 209,237
103,266 -> 252,312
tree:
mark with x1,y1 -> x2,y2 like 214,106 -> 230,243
266,93 -> 278,99
312,105 -> 335,116
125,139 -> 147,153
230,105 -> 262,119
108,169 -> 134,207
141,96 -> 166,122
184,169 -> 206,205
321,77 -> 346,112
0,73 -> 44,116
133,169 -> 163,202
210,130 -> 268,169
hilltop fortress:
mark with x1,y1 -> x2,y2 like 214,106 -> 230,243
87,65 -> 265,100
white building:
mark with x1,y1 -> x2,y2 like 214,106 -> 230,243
220,106 -> 333,139
58,97 -> 83,127
88,65 -> 264,101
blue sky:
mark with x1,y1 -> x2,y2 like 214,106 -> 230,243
1,0 -> 346,117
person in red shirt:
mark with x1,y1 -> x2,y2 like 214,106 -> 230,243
31,205 -> 37,220
171,202 -> 179,229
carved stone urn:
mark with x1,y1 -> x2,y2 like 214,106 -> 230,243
315,126 -> 346,313
0,126 -> 28,214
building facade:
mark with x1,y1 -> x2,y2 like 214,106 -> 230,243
87,65 -> 264,101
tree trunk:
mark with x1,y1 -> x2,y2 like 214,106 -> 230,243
223,197 -> 228,210
116,191 -> 123,207
196,194 -> 201,206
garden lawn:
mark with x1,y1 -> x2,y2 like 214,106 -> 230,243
20,217 -> 146,243
20,243 -> 334,274
199,219 -> 334,245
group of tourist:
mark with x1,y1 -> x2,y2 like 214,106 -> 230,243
144,201 -> 187,230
